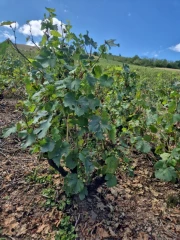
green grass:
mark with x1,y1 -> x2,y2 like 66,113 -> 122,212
99,58 -> 122,67
100,57 -> 180,84
0,41 -> 9,55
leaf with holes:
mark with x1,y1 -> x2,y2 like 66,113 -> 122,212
63,92 -> 76,110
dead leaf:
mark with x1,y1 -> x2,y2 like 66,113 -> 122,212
108,226 -> 116,237
176,225 -> 180,232
16,206 -> 24,212
37,224 -> 50,233
3,216 -> 19,235
16,224 -> 27,236
137,231 -> 149,240
96,227 -> 109,238
122,227 -> 132,240
150,187 -> 159,197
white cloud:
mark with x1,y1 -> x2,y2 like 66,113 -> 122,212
169,43 -> 180,52
19,20 -> 43,36
1,21 -> 19,29
19,18 -> 65,37
52,18 -> 65,33
64,9 -> 68,13
0,30 -> 15,41
154,54 -> 158,58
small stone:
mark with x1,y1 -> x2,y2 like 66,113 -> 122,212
176,225 -> 180,232
119,212 -> 125,219
110,188 -> 118,197
114,223 -> 119,228
91,210 -> 97,221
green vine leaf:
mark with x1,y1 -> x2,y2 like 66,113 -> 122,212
88,115 -> 110,139
40,138 -> 55,153
79,150 -> 94,174
66,151 -> 78,170
45,7 -> 56,13
105,39 -> 120,49
105,174 -> 117,187
50,30 -> 61,37
79,186 -> 88,200
21,133 -> 36,149
108,125 -> 116,144
160,153 -> 171,161
92,65 -> 102,78
48,141 -> 70,167
136,140 -> 151,153
71,79 -> 81,91
83,31 -> 97,49
33,110 -> 48,124
3,125 -> 17,138
155,167 -> 177,182
34,116 -> 52,139
99,74 -> 114,87
105,156 -> 119,174
63,92 -> 76,110
173,114 -> 180,123
88,95 -> 100,110
65,173 -> 84,194
86,73 -> 98,87
75,96 -> 89,116
0,21 -> 15,26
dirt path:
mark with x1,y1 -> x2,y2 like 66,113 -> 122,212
0,99 -> 180,240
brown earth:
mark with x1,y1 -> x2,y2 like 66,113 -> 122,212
0,99 -> 180,240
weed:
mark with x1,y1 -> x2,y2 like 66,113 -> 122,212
41,188 -> 71,210
55,216 -> 77,240
26,168 -> 53,184
167,194 -> 180,208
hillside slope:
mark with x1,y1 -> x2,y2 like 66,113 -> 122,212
0,40 -> 38,58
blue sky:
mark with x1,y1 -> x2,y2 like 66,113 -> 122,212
0,0 -> 180,61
